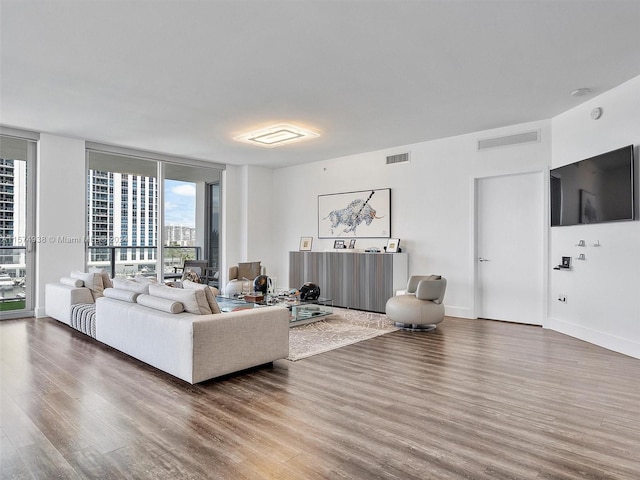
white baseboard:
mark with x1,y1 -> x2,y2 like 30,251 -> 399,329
445,305 -> 473,319
546,317 -> 640,360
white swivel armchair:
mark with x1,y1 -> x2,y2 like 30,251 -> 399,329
385,275 -> 447,331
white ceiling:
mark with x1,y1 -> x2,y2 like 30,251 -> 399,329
2,0 -> 640,168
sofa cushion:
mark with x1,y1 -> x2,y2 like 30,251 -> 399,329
60,276 -> 84,288
148,284 -> 212,315
89,267 -> 113,289
136,294 -> 184,314
238,261 -> 261,280
71,270 -> 104,299
182,279 -> 221,314
112,277 -> 150,294
103,287 -> 140,303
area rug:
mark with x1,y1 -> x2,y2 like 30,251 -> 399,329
287,307 -> 400,361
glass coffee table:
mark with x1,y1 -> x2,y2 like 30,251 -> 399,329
215,295 -> 263,312
287,297 -> 334,326
216,295 -> 333,327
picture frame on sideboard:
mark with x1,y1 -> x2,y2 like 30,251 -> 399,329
299,236 -> 313,251
386,238 -> 400,253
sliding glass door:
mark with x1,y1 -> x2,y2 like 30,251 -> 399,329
86,145 -> 223,284
0,134 -> 36,319
163,163 -> 221,284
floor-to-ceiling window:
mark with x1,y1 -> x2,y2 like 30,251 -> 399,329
164,163 -> 221,283
86,144 -> 223,282
0,131 -> 37,319
87,149 -> 158,278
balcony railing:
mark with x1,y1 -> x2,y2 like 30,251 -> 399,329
0,246 -> 26,311
87,245 -> 213,280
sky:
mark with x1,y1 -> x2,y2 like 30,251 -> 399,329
164,179 -> 195,227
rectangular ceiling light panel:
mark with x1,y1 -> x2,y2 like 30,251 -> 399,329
234,124 -> 319,148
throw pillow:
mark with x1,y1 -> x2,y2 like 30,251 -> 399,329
59,276 -> 84,288
148,284 -> 212,315
89,267 -> 113,289
70,270 -> 104,299
136,294 -> 184,314
181,269 -> 201,283
237,261 -> 261,280
112,277 -> 150,294
182,279 -> 221,314
416,280 -> 443,302
103,287 -> 140,303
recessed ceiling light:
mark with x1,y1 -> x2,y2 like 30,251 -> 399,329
571,88 -> 592,97
234,123 -> 320,148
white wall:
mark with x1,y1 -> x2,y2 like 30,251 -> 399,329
221,165 -> 241,287
35,134 -> 86,316
269,120 -> 551,319
221,165 -> 277,288
548,75 -> 640,359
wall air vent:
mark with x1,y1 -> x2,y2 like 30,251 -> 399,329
386,152 -> 410,164
477,130 -> 540,151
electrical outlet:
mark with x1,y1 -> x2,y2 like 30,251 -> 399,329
558,294 -> 567,303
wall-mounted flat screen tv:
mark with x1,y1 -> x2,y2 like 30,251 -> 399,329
550,145 -> 635,226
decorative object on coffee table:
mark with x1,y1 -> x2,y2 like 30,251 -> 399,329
253,274 -> 270,294
243,293 -> 264,302
299,282 -> 320,300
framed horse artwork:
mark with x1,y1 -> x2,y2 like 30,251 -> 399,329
318,188 -> 391,239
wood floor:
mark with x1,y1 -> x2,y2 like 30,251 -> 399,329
1,316 -> 639,479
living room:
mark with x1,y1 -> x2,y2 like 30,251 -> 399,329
2,1 -> 640,478
28,75 -> 640,361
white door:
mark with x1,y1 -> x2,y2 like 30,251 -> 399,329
476,172 -> 543,325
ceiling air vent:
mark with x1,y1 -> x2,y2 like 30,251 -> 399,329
386,152 -> 410,165
477,130 -> 540,151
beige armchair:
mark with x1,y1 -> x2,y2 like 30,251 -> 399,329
225,261 -> 266,296
385,275 -> 446,331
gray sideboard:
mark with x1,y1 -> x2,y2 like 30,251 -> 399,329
289,251 -> 408,313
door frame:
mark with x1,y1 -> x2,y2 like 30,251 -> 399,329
472,169 -> 549,324
0,129 -> 38,319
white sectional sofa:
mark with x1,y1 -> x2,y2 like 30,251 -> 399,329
45,273 -> 289,384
